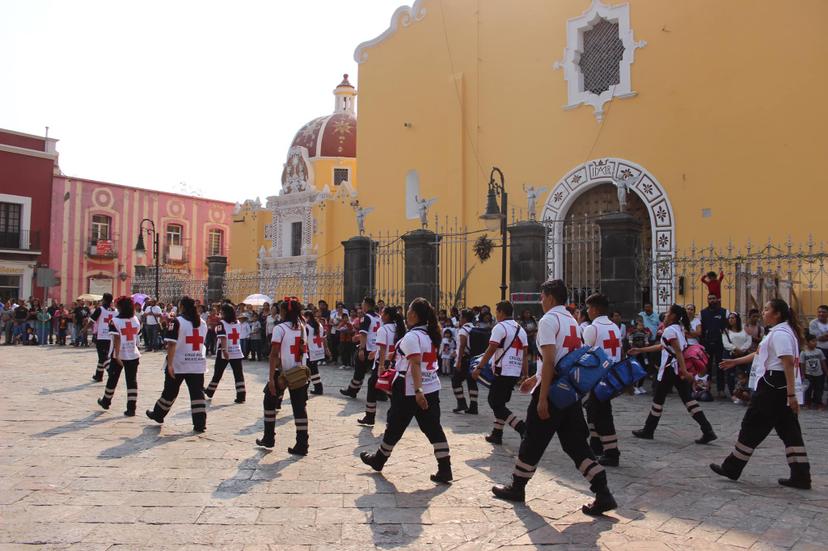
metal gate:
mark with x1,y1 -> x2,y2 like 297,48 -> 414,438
131,268 -> 206,304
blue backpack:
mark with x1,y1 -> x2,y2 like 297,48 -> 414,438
593,357 -> 648,402
469,354 -> 495,388
548,346 -> 612,408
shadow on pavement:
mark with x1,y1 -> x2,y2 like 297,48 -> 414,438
34,410 -> 120,438
97,424 -> 191,459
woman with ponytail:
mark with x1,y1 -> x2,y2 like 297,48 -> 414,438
360,298 -> 452,484
629,304 -> 717,445
204,304 -> 246,403
98,296 -> 141,416
257,298 -> 310,455
711,299 -> 811,489
146,296 -> 208,432
357,306 -> 406,427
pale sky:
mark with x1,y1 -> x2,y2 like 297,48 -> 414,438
0,0 -> 406,203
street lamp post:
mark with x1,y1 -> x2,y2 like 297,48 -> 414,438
134,218 -> 160,300
479,167 -> 508,301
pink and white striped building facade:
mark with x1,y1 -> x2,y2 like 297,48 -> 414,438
49,175 -> 234,304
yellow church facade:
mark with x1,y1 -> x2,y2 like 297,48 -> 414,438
347,0 -> 826,312
235,0 -> 827,314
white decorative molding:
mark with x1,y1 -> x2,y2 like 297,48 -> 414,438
553,0 -> 646,121
541,158 -> 675,312
283,146 -> 315,194
353,0 -> 426,63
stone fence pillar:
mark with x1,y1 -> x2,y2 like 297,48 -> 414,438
596,212 -> 641,321
402,229 -> 441,308
508,221 -> 547,317
342,236 -> 376,309
206,255 -> 228,305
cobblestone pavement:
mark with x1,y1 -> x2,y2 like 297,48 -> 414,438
1,346 -> 827,550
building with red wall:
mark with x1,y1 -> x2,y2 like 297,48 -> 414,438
0,129 -> 58,301
49,176 -> 234,305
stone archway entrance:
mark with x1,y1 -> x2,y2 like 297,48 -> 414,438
541,158 -> 676,313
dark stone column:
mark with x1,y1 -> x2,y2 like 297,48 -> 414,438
206,255 -> 228,305
402,229 -> 441,307
342,236 -> 376,309
507,221 -> 547,318
596,213 -> 642,321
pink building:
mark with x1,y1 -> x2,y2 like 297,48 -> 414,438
49,175 -> 234,304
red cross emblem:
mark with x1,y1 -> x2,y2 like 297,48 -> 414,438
313,333 -> 324,348
227,327 -> 240,345
422,347 -> 438,371
511,338 -> 525,351
603,330 -> 621,357
121,321 -> 138,342
185,329 -> 204,351
290,336 -> 304,361
562,325 -> 581,354
373,321 -> 381,332
103,313 -> 113,325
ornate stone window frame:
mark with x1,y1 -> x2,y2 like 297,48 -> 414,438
553,0 -> 646,121
541,158 -> 675,313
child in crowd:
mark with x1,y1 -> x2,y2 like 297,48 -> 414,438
701,270 -> 725,299
440,329 -> 456,376
801,333 -> 828,409
692,374 -> 713,402
629,317 -> 653,395
731,371 -> 752,405
248,313 -> 261,362
23,325 -> 38,345
57,312 -> 68,345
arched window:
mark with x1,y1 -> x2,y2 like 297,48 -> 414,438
207,229 -> 224,256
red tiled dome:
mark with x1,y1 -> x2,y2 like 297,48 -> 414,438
290,112 -> 356,158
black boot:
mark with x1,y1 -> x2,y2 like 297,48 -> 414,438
582,491 -> 617,516
145,409 -> 163,424
709,463 -> 739,481
778,477 -> 811,490
340,388 -> 357,398
492,478 -> 526,502
466,402 -> 479,415
598,453 -> 620,467
357,413 -> 375,426
695,431 -> 718,445
97,398 -> 110,410
632,428 -> 654,440
288,432 -> 308,456
257,420 -> 275,448
452,397 -> 468,414
360,451 -> 387,472
430,457 -> 453,484
485,429 -> 503,445
590,437 -> 603,456
310,385 -> 323,395
779,464 -> 811,489
514,420 -> 526,438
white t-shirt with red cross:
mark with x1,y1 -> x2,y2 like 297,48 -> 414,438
216,320 -> 244,360
165,316 -> 207,374
271,321 -> 307,371
533,305 -> 582,392
108,316 -> 142,361
376,323 -> 398,365
395,326 -> 441,396
92,306 -> 116,340
659,323 -> 687,380
582,315 -> 623,363
360,312 -> 382,352
306,323 -> 326,362
489,319 -> 528,377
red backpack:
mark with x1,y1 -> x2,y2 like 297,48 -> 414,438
683,344 -> 709,376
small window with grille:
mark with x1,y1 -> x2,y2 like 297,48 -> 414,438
333,168 -> 350,186
290,222 -> 302,257
578,19 -> 624,95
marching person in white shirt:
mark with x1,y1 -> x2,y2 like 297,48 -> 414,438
98,296 -> 141,416
629,304 -> 717,444
146,297 -> 208,432
341,297 -> 382,398
473,301 -> 528,444
358,306 -> 406,427
305,309 -> 328,395
492,280 -> 617,515
451,309 -> 479,414
360,298 -> 453,484
204,304 -> 246,403
582,294 -> 623,467
711,299 -> 811,489
88,293 -> 116,382
257,298 -> 310,455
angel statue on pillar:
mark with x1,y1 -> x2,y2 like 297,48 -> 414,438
612,172 -> 641,213
350,200 -> 374,236
523,184 -> 548,221
414,195 -> 437,229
